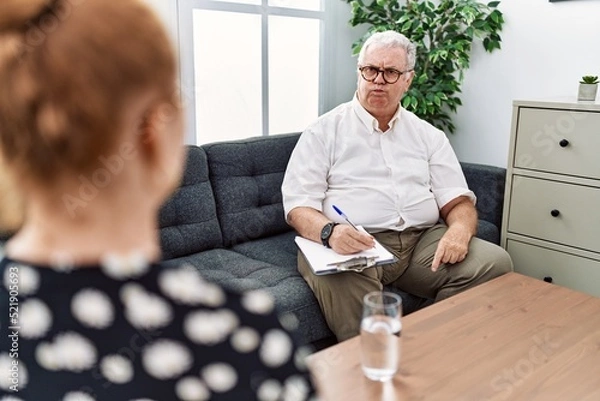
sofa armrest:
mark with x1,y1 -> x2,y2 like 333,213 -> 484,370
460,162 -> 506,230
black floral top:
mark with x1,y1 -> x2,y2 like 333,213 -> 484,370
0,254 -> 317,401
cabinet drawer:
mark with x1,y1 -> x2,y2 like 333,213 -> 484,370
508,176 -> 600,253
507,240 -> 600,297
514,107 -> 600,180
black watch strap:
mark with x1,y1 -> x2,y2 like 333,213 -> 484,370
320,222 -> 339,248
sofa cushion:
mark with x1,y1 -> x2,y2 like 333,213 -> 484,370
230,230 -> 299,267
476,219 -> 500,245
203,134 -> 301,247
161,242 -> 333,344
164,230 -> 434,344
158,146 -> 223,259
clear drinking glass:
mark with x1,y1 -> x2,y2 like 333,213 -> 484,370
360,291 -> 402,382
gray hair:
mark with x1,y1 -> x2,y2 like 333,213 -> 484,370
357,30 -> 416,71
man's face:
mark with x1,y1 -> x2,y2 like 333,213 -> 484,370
357,45 -> 413,119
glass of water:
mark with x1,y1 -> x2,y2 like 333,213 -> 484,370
360,291 -> 402,382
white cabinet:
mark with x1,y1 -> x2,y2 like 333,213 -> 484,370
501,99 -> 600,297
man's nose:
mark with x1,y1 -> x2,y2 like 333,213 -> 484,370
373,70 -> 386,85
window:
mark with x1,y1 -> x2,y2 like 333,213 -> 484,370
178,0 -> 326,145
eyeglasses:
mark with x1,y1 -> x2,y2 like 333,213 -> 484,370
358,65 -> 412,84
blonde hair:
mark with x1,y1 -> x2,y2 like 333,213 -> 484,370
0,0 -> 177,186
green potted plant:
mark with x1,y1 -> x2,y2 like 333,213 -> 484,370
343,0 -> 504,133
577,75 -> 598,102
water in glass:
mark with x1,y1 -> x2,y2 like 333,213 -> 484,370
360,315 -> 401,381
360,291 -> 402,382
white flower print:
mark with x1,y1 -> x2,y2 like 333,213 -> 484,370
100,251 -> 149,280
142,340 -> 192,380
184,309 -> 239,345
0,396 -> 25,401
256,379 -> 283,401
20,299 -> 52,339
49,251 -> 75,273
230,327 -> 260,353
279,312 -> 300,332
260,329 -> 293,368
120,284 -> 173,330
201,363 -> 238,393
158,265 -> 225,307
3,264 -> 39,295
294,347 -> 313,371
175,376 -> 211,401
35,332 -> 97,372
0,354 -> 28,390
100,355 -> 134,384
62,392 -> 96,401
282,375 -> 311,401
71,288 -> 114,329
241,290 -> 275,315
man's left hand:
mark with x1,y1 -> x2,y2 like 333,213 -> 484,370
431,225 -> 471,272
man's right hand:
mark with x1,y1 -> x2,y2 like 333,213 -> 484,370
329,224 -> 375,255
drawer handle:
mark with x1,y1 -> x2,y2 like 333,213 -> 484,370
543,276 -> 553,283
550,209 -> 560,217
559,139 -> 569,148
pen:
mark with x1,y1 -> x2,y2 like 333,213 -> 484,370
332,205 -> 359,231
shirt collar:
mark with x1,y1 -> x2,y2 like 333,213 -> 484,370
352,93 -> 402,134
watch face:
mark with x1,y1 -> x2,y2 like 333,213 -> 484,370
321,223 -> 333,240
321,222 -> 336,247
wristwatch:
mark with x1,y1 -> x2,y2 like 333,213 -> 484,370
320,222 -> 339,248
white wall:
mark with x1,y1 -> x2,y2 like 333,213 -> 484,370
449,0 -> 600,167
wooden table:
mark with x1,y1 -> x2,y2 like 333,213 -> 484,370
306,272 -> 600,401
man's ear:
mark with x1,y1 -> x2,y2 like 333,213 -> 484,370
406,70 -> 415,86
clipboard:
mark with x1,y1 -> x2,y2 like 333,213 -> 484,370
295,229 -> 397,275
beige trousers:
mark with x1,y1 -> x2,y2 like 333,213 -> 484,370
298,224 -> 513,341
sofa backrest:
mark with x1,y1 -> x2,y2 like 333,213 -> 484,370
158,134 -> 506,257
158,145 -> 223,259
460,162 -> 506,230
203,133 -> 300,247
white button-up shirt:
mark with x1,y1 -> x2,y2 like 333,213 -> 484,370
282,96 -> 475,232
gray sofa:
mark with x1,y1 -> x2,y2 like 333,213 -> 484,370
157,132 -> 507,347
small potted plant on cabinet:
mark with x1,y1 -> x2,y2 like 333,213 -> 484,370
577,75 -> 598,101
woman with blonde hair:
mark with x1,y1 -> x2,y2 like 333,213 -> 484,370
0,1 -> 316,400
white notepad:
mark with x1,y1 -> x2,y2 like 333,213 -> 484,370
295,228 -> 396,275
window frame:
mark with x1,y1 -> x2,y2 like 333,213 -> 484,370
177,0 -> 330,144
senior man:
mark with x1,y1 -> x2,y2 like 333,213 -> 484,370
282,30 -> 512,341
